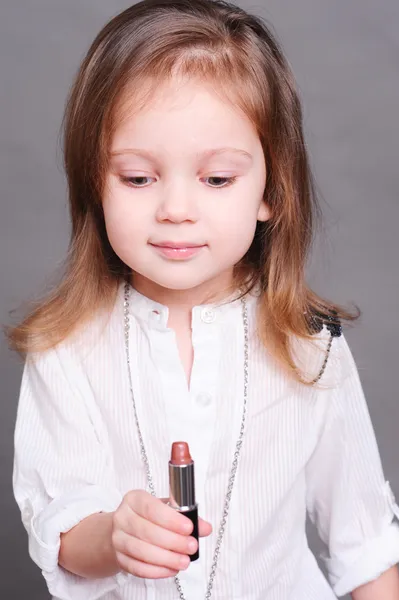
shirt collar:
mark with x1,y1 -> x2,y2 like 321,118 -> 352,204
122,282 -> 258,329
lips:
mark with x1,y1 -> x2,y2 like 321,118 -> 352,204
150,241 -> 205,249
149,241 -> 206,260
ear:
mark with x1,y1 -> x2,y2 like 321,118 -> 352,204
257,200 -> 271,222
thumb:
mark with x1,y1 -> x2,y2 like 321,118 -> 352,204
161,498 -> 213,538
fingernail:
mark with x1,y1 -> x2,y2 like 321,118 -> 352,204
183,521 -> 193,533
187,539 -> 197,553
179,556 -> 190,569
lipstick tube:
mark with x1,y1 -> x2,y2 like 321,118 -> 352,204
169,441 -> 199,561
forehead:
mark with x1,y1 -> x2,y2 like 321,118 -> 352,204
111,75 -> 260,150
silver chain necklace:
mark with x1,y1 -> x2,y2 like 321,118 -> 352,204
123,282 -> 249,600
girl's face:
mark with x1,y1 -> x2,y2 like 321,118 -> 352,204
104,77 -> 269,302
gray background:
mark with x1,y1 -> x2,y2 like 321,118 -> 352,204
1,1 -> 398,598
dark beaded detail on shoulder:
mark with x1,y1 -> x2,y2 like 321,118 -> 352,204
325,313 -> 343,338
305,309 -> 342,384
307,309 -> 342,338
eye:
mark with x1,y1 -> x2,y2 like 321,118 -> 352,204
120,176 -> 155,188
203,176 -> 237,188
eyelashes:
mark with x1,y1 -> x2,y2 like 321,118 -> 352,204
206,176 -> 237,189
119,175 -> 238,189
121,176 -> 151,188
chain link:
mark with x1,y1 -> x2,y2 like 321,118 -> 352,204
124,282 -> 249,600
310,334 -> 333,385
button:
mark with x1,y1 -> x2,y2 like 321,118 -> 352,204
196,392 -> 212,407
200,307 -> 216,324
150,310 -> 161,322
22,504 -> 33,522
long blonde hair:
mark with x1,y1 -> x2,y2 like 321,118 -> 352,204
6,0 -> 358,382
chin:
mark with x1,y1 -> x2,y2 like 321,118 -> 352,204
152,276 -> 209,291
135,266 -> 215,292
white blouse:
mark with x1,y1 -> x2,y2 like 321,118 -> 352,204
13,282 -> 399,600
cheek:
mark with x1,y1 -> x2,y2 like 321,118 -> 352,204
212,191 -> 261,235
102,191 -> 147,256
211,205 -> 258,255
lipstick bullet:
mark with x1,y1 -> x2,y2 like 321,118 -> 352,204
169,441 -> 199,561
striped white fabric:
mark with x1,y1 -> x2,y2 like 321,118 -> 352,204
13,282 -> 399,600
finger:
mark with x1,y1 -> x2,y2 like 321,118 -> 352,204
116,551 -> 179,579
120,512 -> 198,556
198,517 -> 213,538
161,498 -> 212,539
117,533 -> 190,572
129,491 -> 193,534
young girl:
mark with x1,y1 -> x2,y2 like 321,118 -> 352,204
8,1 -> 399,599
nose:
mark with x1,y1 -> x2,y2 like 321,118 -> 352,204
155,180 -> 198,224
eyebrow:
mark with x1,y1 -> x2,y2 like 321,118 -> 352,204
110,147 -> 253,161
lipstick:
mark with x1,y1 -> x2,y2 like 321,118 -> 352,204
150,243 -> 205,260
169,441 -> 199,561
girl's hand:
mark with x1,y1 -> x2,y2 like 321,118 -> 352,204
111,490 -> 212,579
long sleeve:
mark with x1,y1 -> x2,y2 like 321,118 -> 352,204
13,344 -> 129,600
305,334 -> 399,597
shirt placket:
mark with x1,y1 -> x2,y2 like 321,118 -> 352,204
164,306 -> 221,599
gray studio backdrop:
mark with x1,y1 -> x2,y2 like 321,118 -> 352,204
1,1 -> 398,598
